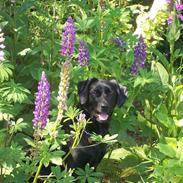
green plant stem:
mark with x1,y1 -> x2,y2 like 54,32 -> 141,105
62,120 -> 87,163
0,166 -> 4,183
123,85 -> 141,118
62,131 -> 81,162
169,42 -> 175,75
4,120 -> 12,147
42,173 -> 53,183
32,158 -> 44,183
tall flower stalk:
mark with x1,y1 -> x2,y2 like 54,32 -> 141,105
31,71 -> 50,165
56,61 -> 71,122
32,71 -> 50,129
56,16 -> 76,123
131,37 -> 146,75
0,28 -> 5,62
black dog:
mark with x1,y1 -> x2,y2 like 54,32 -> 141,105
64,78 -> 127,169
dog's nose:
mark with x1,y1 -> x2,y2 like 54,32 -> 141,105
101,104 -> 109,111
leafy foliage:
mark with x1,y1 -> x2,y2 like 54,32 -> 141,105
0,0 -> 182,182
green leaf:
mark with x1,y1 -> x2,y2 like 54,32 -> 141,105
155,104 -> 173,128
9,118 -> 27,134
0,102 -> 14,121
50,151 -> 65,166
16,0 -> 36,14
150,47 -> 169,70
0,80 -> 30,103
107,148 -> 131,160
157,143 -> 176,158
0,62 -> 14,82
24,138 -> 36,148
152,61 -> 169,85
134,70 -> 157,88
76,164 -> 102,183
137,112 -> 158,137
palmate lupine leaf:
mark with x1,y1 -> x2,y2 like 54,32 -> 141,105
9,118 -> 27,134
75,164 -> 103,183
0,61 -> 14,82
51,167 -> 74,183
0,101 -> 14,120
0,80 -> 30,103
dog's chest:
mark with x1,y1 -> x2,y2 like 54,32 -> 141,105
69,133 -> 107,168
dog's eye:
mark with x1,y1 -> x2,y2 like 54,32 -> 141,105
105,88 -> 112,94
91,89 -> 101,97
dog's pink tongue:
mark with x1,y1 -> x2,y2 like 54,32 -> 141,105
98,113 -> 109,121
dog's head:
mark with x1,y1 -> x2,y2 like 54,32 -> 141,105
78,78 -> 127,123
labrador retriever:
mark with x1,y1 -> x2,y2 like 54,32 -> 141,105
64,78 -> 127,169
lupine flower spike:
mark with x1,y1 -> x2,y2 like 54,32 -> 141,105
0,29 -> 5,62
78,41 -> 90,67
60,16 -> 76,58
56,61 -> 71,122
32,71 -> 50,129
175,2 -> 183,22
131,37 -> 146,76
57,16 -> 76,123
175,3 -> 183,11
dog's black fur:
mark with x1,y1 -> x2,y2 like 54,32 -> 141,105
64,78 -> 127,169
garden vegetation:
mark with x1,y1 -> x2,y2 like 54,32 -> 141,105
0,0 -> 183,182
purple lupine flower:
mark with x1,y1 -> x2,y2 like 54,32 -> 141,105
167,15 -> 173,25
179,14 -> 183,21
131,37 -> 146,76
78,41 -> 90,67
33,71 -> 50,129
113,37 -> 126,52
0,29 -> 5,62
60,16 -> 76,58
175,3 -> 183,11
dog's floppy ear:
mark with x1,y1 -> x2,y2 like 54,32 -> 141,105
78,78 -> 98,105
110,80 -> 128,107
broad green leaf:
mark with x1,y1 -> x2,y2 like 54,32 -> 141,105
155,104 -> 173,128
152,61 -> 169,85
106,148 -> 131,160
24,138 -> 36,148
150,47 -> 169,70
0,62 -> 14,82
50,151 -> 65,166
157,143 -> 176,158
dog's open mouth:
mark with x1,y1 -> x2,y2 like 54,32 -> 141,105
96,112 -> 109,122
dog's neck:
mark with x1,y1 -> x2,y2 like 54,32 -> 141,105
77,104 -> 109,136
